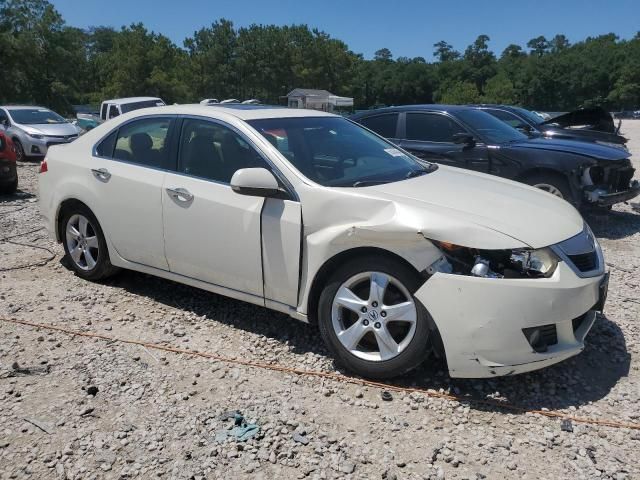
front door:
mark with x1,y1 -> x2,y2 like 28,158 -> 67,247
162,117 -> 301,304
398,112 -> 490,172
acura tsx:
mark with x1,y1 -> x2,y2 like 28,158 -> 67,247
39,104 -> 608,379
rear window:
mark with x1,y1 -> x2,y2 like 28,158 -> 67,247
120,100 -> 165,114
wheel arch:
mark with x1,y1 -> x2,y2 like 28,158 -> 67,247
515,166 -> 570,183
55,198 -> 96,243
305,246 -> 422,325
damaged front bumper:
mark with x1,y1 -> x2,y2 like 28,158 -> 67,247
582,162 -> 640,206
585,180 -> 640,207
415,262 -> 606,378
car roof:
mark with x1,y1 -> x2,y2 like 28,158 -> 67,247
124,104 -> 336,121
1,105 -> 50,110
101,97 -> 163,105
351,104 -> 476,117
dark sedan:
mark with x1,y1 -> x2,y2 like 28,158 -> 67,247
471,105 -> 627,150
351,105 -> 639,208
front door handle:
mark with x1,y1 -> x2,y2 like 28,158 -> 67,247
91,167 -> 111,182
166,187 -> 194,204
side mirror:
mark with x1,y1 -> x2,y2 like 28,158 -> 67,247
231,168 -> 286,198
452,133 -> 475,147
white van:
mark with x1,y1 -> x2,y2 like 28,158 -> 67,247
99,97 -> 165,121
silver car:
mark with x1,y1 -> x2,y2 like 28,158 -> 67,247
0,106 -> 81,161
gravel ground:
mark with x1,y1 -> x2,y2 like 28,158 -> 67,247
1,121 -> 640,480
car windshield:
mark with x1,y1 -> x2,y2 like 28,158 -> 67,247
248,117 -> 434,187
120,100 -> 164,113
8,108 -> 66,125
511,106 -> 546,126
456,109 -> 528,144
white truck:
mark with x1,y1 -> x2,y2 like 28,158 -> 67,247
99,97 -> 165,122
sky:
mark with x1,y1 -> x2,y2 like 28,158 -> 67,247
50,0 -> 640,60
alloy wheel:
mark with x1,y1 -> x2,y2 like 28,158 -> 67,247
331,271 -> 417,362
65,213 -> 100,271
533,183 -> 564,198
14,140 -> 24,162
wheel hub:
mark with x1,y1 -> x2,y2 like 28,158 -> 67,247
331,271 -> 417,362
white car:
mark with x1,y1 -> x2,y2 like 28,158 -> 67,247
38,105 -> 608,379
0,106 -> 81,161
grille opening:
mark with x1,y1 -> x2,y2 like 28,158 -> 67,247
523,324 -> 557,353
567,251 -> 598,272
572,314 -> 588,333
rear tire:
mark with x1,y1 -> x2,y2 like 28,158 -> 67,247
0,177 -> 18,194
318,256 -> 435,379
60,204 -> 119,281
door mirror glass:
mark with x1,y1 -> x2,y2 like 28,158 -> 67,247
452,132 -> 475,147
230,168 -> 283,198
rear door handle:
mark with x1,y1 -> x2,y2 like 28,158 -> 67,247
91,167 -> 111,182
166,187 -> 194,203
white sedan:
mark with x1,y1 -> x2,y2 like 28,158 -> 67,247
38,105 -> 608,379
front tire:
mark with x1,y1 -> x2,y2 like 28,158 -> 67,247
13,139 -> 25,162
61,205 -> 118,280
318,256 -> 434,379
523,172 -> 575,204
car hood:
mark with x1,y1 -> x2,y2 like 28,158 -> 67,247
18,122 -> 79,136
507,137 -> 630,161
363,166 -> 584,249
541,106 -> 617,134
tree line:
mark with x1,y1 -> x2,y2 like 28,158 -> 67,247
1,0 -> 639,115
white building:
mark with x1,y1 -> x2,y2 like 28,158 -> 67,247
286,88 -> 354,112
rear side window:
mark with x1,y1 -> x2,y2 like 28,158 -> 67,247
95,130 -> 117,157
113,118 -> 171,168
358,113 -> 399,138
406,113 -> 465,142
100,104 -> 107,121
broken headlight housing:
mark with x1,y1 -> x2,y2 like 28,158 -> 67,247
508,248 -> 558,278
431,242 -> 559,279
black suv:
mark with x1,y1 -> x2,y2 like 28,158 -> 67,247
351,105 -> 639,208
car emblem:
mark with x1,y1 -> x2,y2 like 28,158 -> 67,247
368,310 -> 378,321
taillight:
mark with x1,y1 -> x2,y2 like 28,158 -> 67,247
39,158 -> 48,173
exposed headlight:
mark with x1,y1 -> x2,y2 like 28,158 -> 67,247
431,240 -> 559,279
27,132 -> 44,139
595,140 -> 628,151
509,248 -> 558,278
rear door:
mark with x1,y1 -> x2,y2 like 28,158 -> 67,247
398,112 -> 490,172
90,115 -> 176,269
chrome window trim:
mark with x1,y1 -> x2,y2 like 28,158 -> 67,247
550,223 -> 604,278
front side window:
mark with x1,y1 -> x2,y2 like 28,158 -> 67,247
0,109 -> 9,126
456,109 -> 528,144
178,118 -> 268,183
485,109 -> 528,129
249,117 -> 431,187
406,113 -> 466,142
108,105 -> 119,119
358,113 -> 399,138
8,108 -> 66,125
113,118 -> 171,167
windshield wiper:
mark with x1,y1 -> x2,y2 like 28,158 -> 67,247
351,180 -> 390,187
